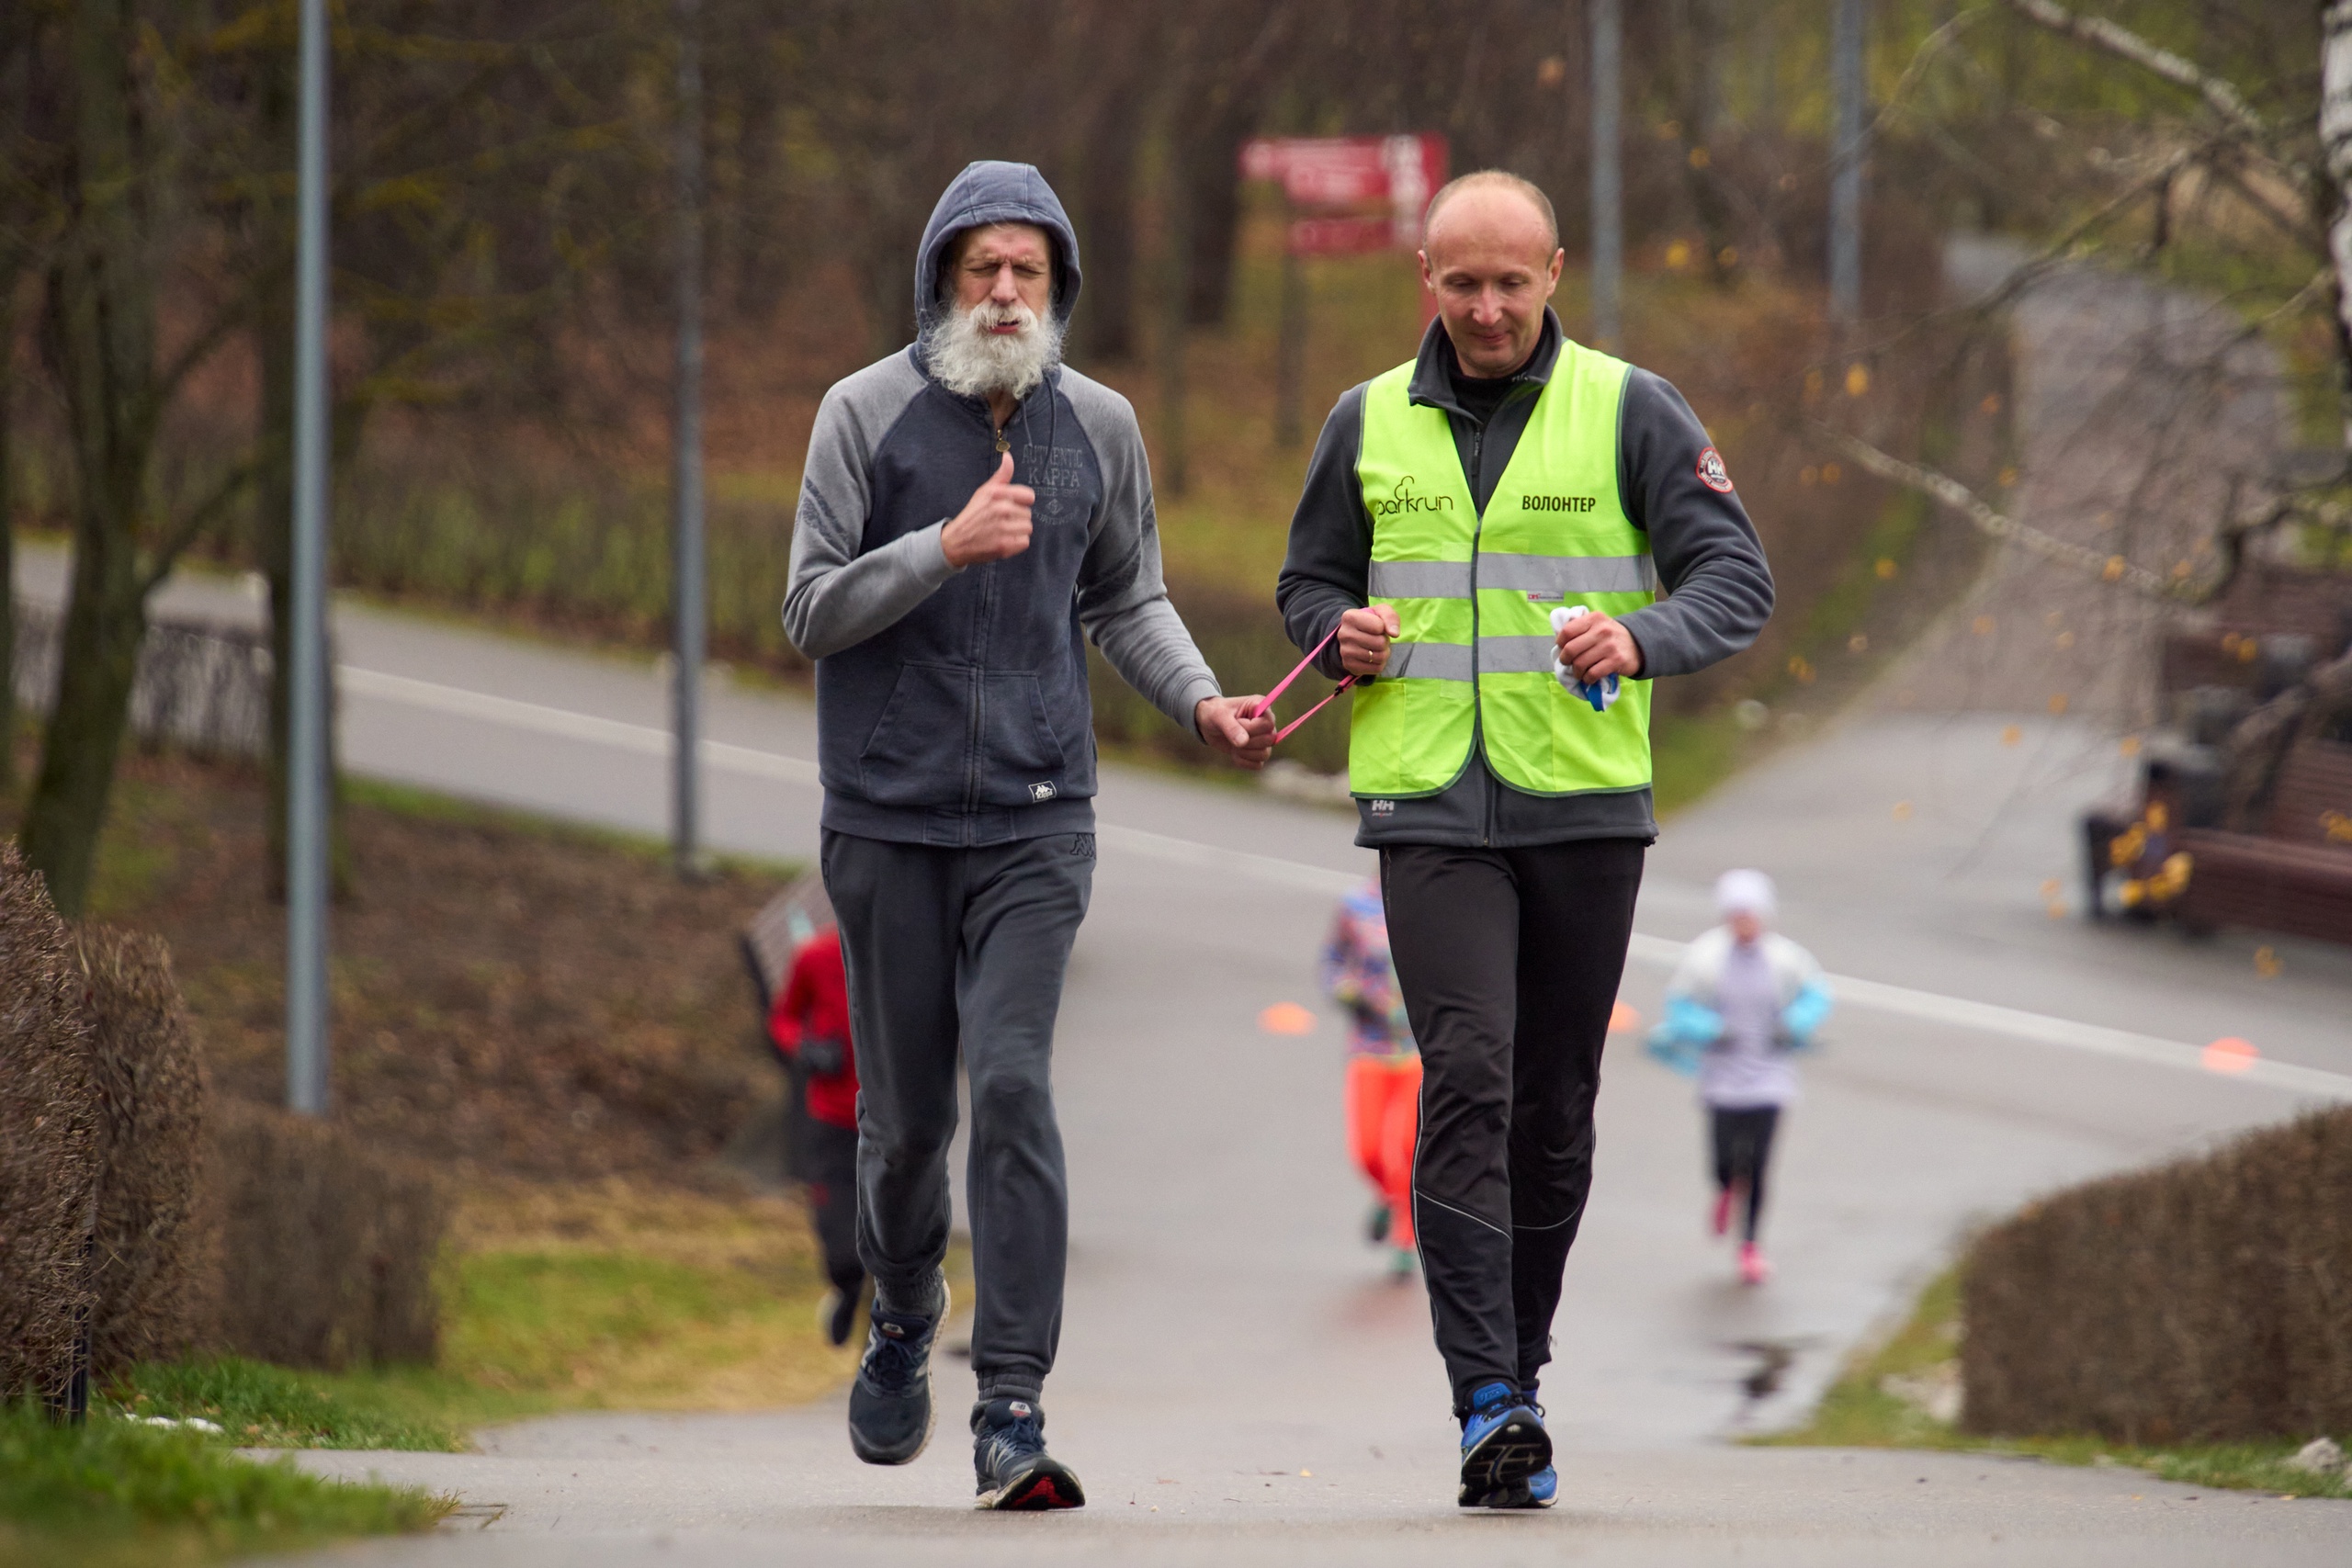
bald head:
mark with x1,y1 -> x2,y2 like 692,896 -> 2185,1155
1419,170 -> 1564,378
1423,171 -> 1559,262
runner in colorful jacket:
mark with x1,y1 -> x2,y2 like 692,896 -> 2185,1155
1645,869 -> 1830,1286
1321,878 -> 1420,1277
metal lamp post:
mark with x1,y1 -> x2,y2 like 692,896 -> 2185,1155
286,0 -> 332,1115
672,0 -> 707,879
1589,0 -> 1623,349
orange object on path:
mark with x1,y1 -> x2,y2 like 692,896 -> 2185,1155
2201,1036 -> 2258,1076
1260,1001 -> 1317,1035
1346,1054 -> 1422,1248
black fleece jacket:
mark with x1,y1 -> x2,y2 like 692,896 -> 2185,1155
1275,310 -> 1774,848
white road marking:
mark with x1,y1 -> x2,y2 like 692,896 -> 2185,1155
1631,935 -> 2352,1101
343,663 -> 2352,1104
339,665 -> 821,784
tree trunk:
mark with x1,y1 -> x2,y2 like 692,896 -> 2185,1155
1178,106 -> 1251,330
20,477 -> 140,918
1075,105 -> 1142,362
2321,3 -> 2352,453
22,0 -> 159,917
1679,0 -> 1737,286
0,278 -> 17,790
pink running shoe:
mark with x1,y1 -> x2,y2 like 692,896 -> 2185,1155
1712,1188 -> 1734,1237
1738,1242 -> 1771,1286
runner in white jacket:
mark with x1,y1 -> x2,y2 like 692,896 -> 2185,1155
1646,870 -> 1831,1285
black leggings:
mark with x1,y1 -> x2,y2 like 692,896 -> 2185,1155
800,1118 -> 866,1294
1710,1106 -> 1781,1244
1381,839 -> 1646,1415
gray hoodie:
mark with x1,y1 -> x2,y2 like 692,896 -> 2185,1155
784,161 -> 1221,848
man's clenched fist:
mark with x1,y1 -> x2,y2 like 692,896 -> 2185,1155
1337,604 -> 1400,677
1554,607 -> 1644,683
942,453 -> 1035,568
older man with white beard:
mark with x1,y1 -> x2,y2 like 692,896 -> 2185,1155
783,161 -> 1272,1511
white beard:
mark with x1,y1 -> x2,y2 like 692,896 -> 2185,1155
922,299 -> 1062,401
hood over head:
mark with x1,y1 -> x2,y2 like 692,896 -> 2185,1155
914,161 -> 1082,339
1714,868 -> 1777,922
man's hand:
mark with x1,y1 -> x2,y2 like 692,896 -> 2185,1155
1195,695 -> 1276,771
1337,604 -> 1400,677
941,453 -> 1035,569
1555,607 -> 1645,682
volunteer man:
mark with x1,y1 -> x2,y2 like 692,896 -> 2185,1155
1274,170 -> 1773,1509
786,160 -> 1273,1511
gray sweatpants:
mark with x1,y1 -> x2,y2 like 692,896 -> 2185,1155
820,828 -> 1095,1404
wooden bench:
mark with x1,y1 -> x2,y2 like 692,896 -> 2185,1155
2265,737 -> 2352,850
2173,739 -> 2352,945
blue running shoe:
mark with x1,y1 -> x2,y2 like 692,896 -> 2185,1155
847,1276 -> 947,1465
1487,1465 -> 1558,1509
1457,1381 -> 1551,1506
972,1397 -> 1086,1511
1487,1393 -> 1556,1508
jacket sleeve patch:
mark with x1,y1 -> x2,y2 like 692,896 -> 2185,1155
1695,446 -> 1735,493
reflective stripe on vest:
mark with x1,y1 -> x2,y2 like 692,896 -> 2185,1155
1350,341 -> 1655,798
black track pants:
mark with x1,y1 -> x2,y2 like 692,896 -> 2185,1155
1709,1105 -> 1780,1244
822,829 -> 1095,1404
1381,839 -> 1645,1415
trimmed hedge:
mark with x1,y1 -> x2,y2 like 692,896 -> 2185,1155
1962,1107 -> 2352,1444
207,1102 -> 448,1371
0,847 -> 100,1404
72,927 -> 210,1378
1,847 -> 447,1388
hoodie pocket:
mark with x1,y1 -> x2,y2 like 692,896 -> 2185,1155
974,671 -> 1069,807
856,662 -> 971,807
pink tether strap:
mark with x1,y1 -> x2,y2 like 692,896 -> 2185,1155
1250,624 -> 1358,744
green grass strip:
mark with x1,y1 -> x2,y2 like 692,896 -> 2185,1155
0,1402 -> 446,1568
111,1359 -> 467,1453
1763,1268 -> 2352,1501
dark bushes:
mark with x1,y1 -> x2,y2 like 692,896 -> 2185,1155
72,927 -> 210,1378
0,846 -> 99,1404
1962,1107 -> 2352,1444
207,1102 -> 448,1371
1,847 -> 447,1392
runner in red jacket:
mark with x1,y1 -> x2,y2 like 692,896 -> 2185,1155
768,926 -> 865,1346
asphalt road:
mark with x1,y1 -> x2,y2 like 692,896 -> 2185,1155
22,540 -> 2352,1564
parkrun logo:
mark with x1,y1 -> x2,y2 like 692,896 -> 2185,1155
1369,476 -> 1455,518
1521,494 -> 1599,513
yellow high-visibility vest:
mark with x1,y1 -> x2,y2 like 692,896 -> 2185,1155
1349,342 -> 1655,797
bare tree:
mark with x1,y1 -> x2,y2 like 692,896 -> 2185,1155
21,2 -> 283,916
1818,0 -> 2351,609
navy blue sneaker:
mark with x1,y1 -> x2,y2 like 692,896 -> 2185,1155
1457,1381 -> 1550,1506
972,1397 -> 1086,1510
846,1278 -> 947,1465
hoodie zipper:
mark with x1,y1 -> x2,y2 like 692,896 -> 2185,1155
965,402 -> 1022,826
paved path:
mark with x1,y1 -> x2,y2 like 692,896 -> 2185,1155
24,543 -> 2351,1563
1894,235 -> 2290,727
20,237 -> 2352,1556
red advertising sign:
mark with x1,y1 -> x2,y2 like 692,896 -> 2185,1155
1239,134 -> 1450,253
1287,215 -> 1398,257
